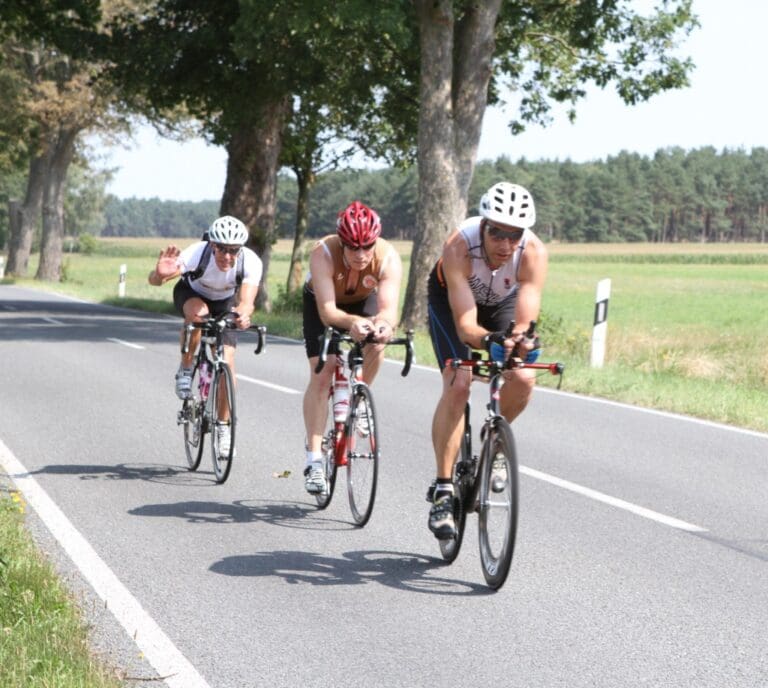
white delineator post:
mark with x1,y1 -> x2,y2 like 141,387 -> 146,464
590,278 -> 611,368
118,263 -> 127,298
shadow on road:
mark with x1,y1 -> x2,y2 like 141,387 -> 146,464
210,548 -> 493,596
20,462 -> 207,485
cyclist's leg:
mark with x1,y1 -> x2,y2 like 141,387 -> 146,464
173,281 -> 209,367
360,343 -> 386,385
303,355 -> 334,453
427,269 -> 472,537
302,286 -> 339,493
302,287 -> 337,454
427,269 -> 472,481
499,368 -> 536,421
432,366 -> 472,477
477,294 -> 535,422
172,281 -> 209,398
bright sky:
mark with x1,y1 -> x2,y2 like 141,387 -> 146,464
100,0 -> 765,202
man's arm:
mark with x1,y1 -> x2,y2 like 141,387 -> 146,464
234,282 -> 258,330
371,248 -> 403,341
511,237 -> 548,336
148,246 -> 181,285
310,245 -> 368,335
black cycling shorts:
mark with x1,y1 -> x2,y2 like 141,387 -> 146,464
427,262 -> 516,369
173,278 -> 238,347
302,285 -> 376,358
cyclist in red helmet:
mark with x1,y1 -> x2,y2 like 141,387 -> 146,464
301,200 -> 402,495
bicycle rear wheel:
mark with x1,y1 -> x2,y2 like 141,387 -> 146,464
439,427 -> 473,562
346,384 -> 379,526
181,364 -> 205,471
315,395 -> 339,509
478,418 -> 519,590
210,362 -> 236,484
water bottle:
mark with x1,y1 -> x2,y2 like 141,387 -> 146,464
332,355 -> 349,422
199,361 -> 212,399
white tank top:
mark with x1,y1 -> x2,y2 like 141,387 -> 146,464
458,217 -> 529,307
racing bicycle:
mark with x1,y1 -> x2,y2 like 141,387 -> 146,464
176,312 -> 266,484
437,321 -> 563,589
314,326 -> 414,526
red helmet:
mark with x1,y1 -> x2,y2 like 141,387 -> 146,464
336,201 -> 381,247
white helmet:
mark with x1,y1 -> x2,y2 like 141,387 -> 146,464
208,215 -> 249,245
479,182 -> 536,228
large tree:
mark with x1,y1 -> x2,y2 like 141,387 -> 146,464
399,0 -> 697,327
2,1 -> 128,279
104,0 -> 417,309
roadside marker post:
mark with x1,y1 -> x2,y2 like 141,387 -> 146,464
118,264 -> 127,298
590,278 -> 611,368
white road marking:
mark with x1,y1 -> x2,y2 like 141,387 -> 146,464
107,337 -> 145,350
520,465 -> 708,532
236,374 -> 300,394
0,439 -> 212,688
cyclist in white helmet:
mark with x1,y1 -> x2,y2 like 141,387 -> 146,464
425,182 -> 548,539
148,216 -> 263,456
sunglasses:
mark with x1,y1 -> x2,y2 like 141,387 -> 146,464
485,221 -> 524,241
214,244 -> 241,256
342,241 -> 376,252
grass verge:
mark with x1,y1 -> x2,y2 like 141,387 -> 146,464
0,487 -> 123,688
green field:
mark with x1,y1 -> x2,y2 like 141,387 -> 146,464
4,239 -> 767,432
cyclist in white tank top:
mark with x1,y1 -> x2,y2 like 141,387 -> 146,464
457,217 -> 529,307
426,182 -> 549,540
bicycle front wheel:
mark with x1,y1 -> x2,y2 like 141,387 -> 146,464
478,418 -> 519,590
181,364 -> 205,471
210,362 -> 236,484
346,384 -> 379,526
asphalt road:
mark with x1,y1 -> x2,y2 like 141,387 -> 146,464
1,284 -> 766,688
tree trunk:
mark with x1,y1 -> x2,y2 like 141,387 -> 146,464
220,97 -> 290,313
401,0 -> 501,330
287,167 -> 315,293
452,1 -> 501,209
6,148 -> 51,276
36,126 -> 78,281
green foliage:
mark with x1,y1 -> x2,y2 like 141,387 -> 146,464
92,147 -> 768,246
77,233 -> 98,255
101,197 -> 218,238
271,284 -> 303,314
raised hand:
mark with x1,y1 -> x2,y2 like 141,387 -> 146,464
154,246 -> 181,280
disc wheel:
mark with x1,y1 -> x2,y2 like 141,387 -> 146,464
210,363 -> 236,484
182,364 -> 205,471
346,385 -> 379,526
478,419 -> 519,590
314,396 -> 339,509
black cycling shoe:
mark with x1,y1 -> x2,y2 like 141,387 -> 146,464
428,494 -> 456,540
